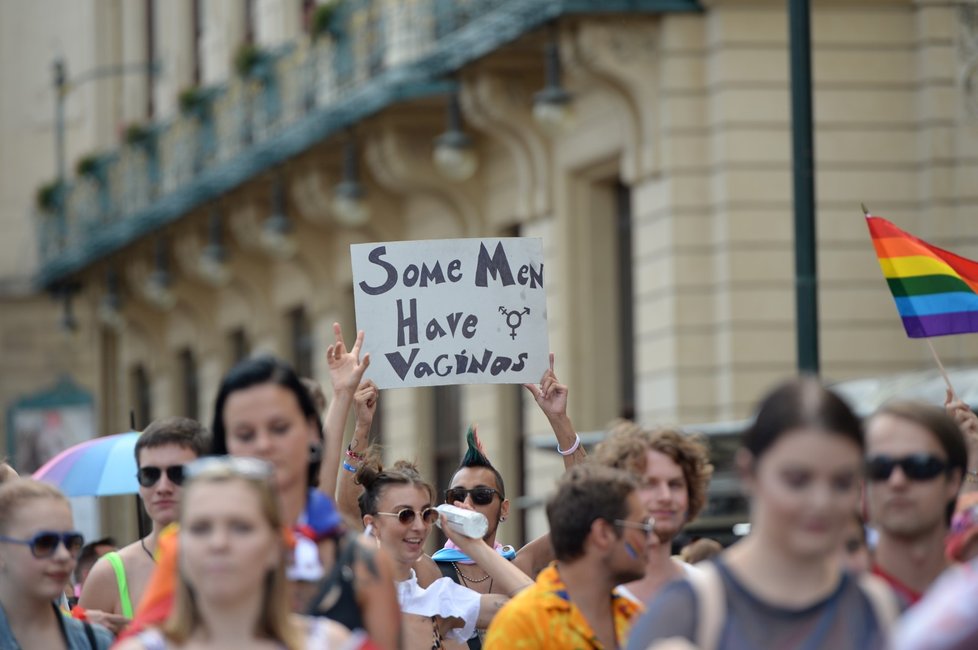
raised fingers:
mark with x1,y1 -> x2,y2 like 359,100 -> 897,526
332,322 -> 347,354
351,329 -> 365,358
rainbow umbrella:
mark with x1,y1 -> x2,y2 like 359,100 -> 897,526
33,431 -> 141,497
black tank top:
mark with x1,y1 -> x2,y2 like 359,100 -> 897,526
307,532 -> 364,633
435,560 -> 483,650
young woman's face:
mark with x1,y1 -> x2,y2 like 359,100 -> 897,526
368,484 -> 434,571
0,497 -> 77,601
180,479 -> 279,605
223,383 -> 317,498
747,428 -> 863,560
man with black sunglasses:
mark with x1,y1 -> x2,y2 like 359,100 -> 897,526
865,401 -> 968,607
79,417 -> 207,633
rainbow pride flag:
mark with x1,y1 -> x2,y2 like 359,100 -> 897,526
866,214 -> 978,338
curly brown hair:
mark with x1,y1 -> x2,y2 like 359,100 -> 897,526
591,425 -> 713,522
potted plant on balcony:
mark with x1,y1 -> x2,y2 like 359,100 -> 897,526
124,122 -> 150,145
75,152 -> 116,185
123,122 -> 160,150
311,1 -> 343,39
35,180 -> 63,213
75,154 -> 101,177
234,43 -> 273,81
179,85 -> 218,118
75,153 -> 116,218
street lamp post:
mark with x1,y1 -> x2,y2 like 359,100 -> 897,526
53,59 -> 67,200
788,0 -> 819,375
50,56 -> 160,226
48,56 -> 160,319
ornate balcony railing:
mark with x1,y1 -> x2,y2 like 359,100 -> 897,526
35,0 -> 699,287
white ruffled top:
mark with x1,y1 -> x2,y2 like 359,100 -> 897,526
396,570 -> 482,643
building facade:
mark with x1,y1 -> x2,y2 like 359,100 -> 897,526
3,0 -> 978,542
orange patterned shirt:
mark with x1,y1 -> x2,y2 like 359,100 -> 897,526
484,563 -> 643,650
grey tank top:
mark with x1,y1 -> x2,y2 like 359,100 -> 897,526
625,558 -> 888,650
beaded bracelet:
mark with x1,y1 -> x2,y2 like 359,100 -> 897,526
557,433 -> 581,456
345,447 -> 365,461
342,461 -> 358,473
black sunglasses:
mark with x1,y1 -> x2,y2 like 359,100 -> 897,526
445,487 -> 500,506
0,530 -> 85,558
376,507 -> 439,526
136,465 -> 186,488
865,454 -> 949,482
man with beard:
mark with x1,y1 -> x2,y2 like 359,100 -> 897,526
865,401 -> 967,607
483,465 -> 648,650
591,422 -> 714,604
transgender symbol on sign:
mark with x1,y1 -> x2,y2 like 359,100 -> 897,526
499,306 -> 531,340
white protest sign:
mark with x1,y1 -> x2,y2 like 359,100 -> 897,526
351,238 -> 549,389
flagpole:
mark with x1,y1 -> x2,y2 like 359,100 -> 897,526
925,338 -> 957,400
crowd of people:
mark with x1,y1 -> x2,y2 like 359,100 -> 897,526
3,323 -> 978,649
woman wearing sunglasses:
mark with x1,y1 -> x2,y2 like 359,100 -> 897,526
355,451 -> 532,650
116,456 -> 353,650
336,352 -> 578,600
0,479 -> 113,649
626,377 -> 900,650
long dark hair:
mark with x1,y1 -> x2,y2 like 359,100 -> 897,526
211,356 -> 324,487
